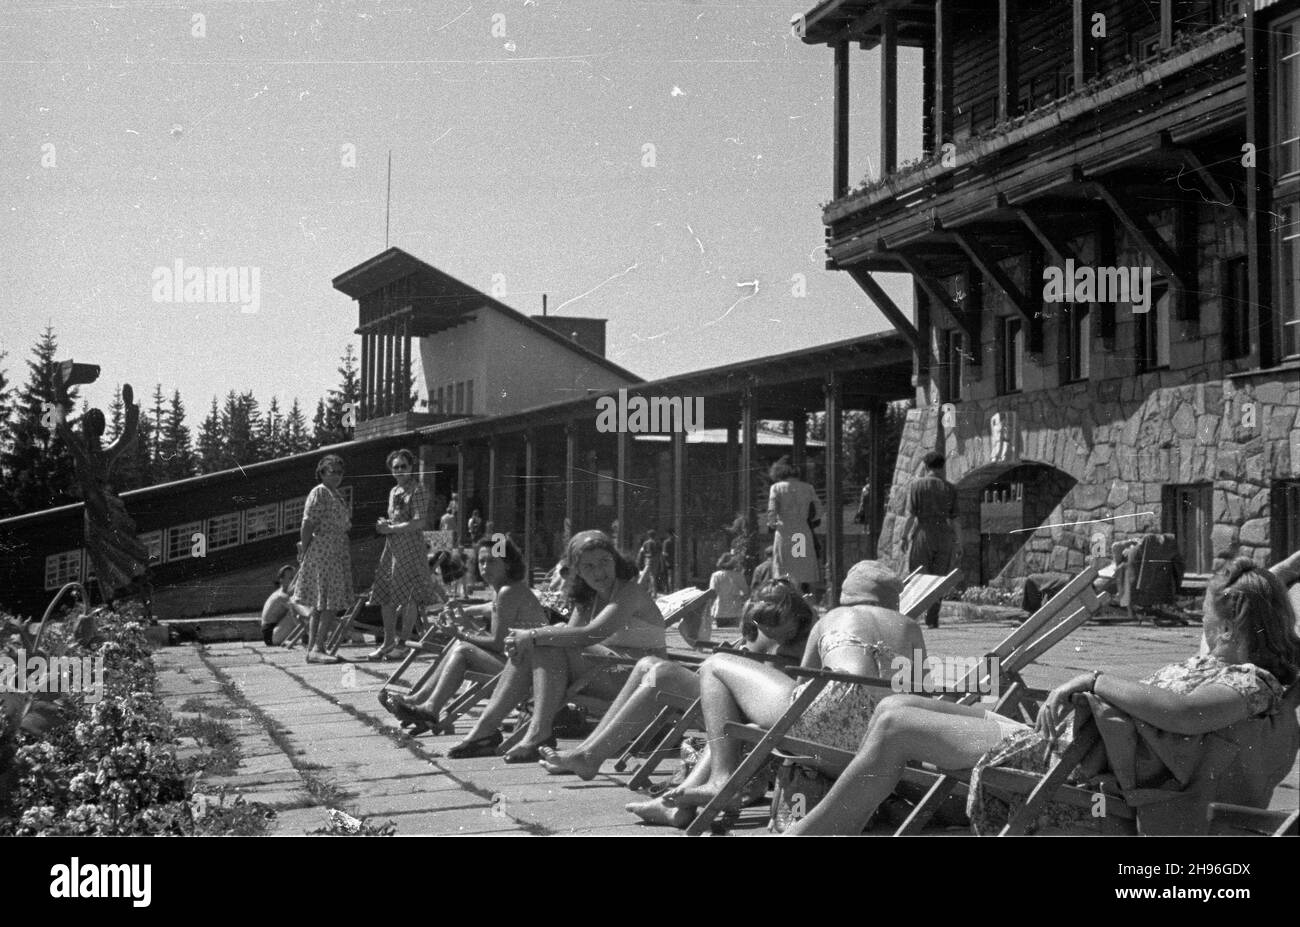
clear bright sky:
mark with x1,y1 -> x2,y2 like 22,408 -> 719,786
1,0 -> 923,416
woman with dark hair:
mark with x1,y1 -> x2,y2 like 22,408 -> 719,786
786,557 -> 1300,835
380,536 -> 545,733
538,579 -> 815,780
368,448 -> 443,660
446,530 -> 667,761
661,561 -> 925,819
292,454 -> 353,663
767,455 -> 824,594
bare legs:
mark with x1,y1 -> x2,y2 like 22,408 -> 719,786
540,657 -> 699,779
662,654 -> 794,808
306,608 -> 338,662
458,655 -> 535,744
408,642 -> 504,718
626,746 -> 715,829
785,695 -> 1003,836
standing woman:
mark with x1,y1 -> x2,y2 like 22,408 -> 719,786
293,454 -> 354,664
767,456 -> 824,595
369,448 -> 442,660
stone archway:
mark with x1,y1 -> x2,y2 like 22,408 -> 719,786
955,461 -> 1078,587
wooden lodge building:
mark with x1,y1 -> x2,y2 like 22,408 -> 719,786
799,0 -> 1300,585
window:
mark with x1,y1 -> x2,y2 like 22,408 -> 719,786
1139,284 -> 1172,371
1220,256 -> 1251,360
1276,479 -> 1300,562
282,497 -> 306,534
944,330 -> 964,401
167,522 -> 203,562
597,469 -> 615,507
244,504 -> 279,542
1066,305 -> 1091,382
455,382 -> 465,414
1163,484 -> 1213,573
1134,33 -> 1161,62
138,531 -> 163,564
466,378 -> 474,414
1278,199 -> 1300,358
999,317 -> 1023,394
45,550 -> 81,590
1277,17 -> 1300,181
206,512 -> 241,551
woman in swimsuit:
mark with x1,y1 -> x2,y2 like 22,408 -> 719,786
379,535 -> 544,733
446,530 -> 667,762
660,560 -> 926,816
538,578 -> 815,780
786,557 -> 1300,835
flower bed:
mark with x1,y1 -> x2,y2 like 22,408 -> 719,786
0,603 -> 269,835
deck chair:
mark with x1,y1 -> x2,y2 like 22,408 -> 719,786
620,568 -> 962,790
283,593 -> 368,653
1208,804 -> 1299,836
684,564 -> 1108,835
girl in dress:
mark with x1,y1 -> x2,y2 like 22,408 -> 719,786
293,454 -> 354,664
369,448 -> 443,660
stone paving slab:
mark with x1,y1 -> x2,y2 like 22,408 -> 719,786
154,612 -> 1297,834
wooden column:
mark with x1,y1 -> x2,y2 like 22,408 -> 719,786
824,374 -> 843,607
915,282 -> 933,407
487,438 -> 498,527
524,431 -> 536,580
455,443 -> 467,546
867,401 -> 886,558
998,0 -> 1019,123
387,325 -> 398,415
740,388 -> 757,533
359,332 -> 370,419
563,421 -> 577,546
833,41 -> 850,199
1159,0 -> 1174,50
615,430 -> 628,551
880,12 -> 898,175
725,422 -> 739,513
935,0 -> 954,146
1072,0 -> 1089,90
792,415 -> 807,470
1244,2 -> 1275,366
401,318 -> 412,413
672,429 -> 686,589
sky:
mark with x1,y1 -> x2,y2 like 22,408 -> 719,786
1,0 -> 924,417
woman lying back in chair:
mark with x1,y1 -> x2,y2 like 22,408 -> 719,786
537,578 -> 815,780
445,530 -> 667,762
787,557 -> 1300,835
645,561 -> 927,825
379,535 -> 544,734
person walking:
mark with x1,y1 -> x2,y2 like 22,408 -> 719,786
900,451 -> 962,628
766,456 -> 824,595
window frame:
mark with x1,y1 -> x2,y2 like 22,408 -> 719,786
1162,483 -> 1214,574
166,522 -> 204,562
243,503 -> 279,543
206,511 -> 242,552
1139,282 -> 1172,372
282,497 -> 306,535
45,550 -> 82,590
999,317 -> 1023,395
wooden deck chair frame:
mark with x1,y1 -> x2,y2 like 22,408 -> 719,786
684,565 -> 1108,835
617,569 -> 960,789
1208,803 -> 1300,836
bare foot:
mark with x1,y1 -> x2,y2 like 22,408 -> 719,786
662,784 -> 723,809
537,747 -> 600,780
626,798 -> 693,829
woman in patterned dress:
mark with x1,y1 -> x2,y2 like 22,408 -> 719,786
368,448 -> 442,660
767,457 -> 824,594
786,557 -> 1300,835
293,454 -> 354,664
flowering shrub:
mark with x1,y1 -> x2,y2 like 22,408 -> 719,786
0,603 -> 267,835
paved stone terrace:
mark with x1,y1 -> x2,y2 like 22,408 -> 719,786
156,615 -> 1298,836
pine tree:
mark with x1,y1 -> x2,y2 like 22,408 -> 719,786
315,345 -> 362,447
0,346 -> 13,509
150,383 -> 165,466
197,397 -> 223,473
240,391 -> 264,462
260,396 -> 283,460
0,325 -> 79,515
311,397 -> 330,448
158,389 -> 196,481
122,412 -> 156,491
107,385 -> 124,441
284,398 -> 310,456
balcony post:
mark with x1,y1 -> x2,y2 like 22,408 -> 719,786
998,0 -> 1019,123
834,41 -> 850,198
1244,2 -> 1274,366
1160,0 -> 1173,50
881,12 -> 898,175
935,0 -> 953,147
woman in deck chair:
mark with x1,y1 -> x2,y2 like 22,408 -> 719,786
786,557 -> 1300,835
445,530 -> 667,762
379,536 -> 545,734
537,578 -> 815,780
653,561 -> 927,825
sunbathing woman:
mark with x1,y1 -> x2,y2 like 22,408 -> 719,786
379,536 -> 544,733
446,530 -> 667,762
538,578 -> 815,779
643,561 -> 926,824
787,557 -> 1300,835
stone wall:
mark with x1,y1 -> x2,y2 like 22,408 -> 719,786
882,372 -> 1300,587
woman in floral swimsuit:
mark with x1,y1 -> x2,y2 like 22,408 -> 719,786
786,557 -> 1300,835
662,560 -> 926,815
